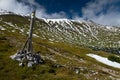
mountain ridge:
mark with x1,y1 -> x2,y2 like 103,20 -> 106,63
0,13 -> 120,52
0,11 -> 120,80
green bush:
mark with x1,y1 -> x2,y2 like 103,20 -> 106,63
108,55 -> 120,63
48,68 -> 56,74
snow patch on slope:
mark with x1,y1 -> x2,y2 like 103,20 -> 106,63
0,26 -> 5,30
87,54 -> 120,69
43,18 -> 79,27
33,34 -> 39,37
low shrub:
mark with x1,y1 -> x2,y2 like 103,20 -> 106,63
108,55 -> 120,63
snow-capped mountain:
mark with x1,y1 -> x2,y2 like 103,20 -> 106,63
39,18 -> 120,50
1,11 -> 120,80
0,13 -> 120,53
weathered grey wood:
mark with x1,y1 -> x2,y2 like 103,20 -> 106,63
27,11 -> 35,53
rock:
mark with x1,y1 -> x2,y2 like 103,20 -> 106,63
95,78 -> 99,80
52,64 -> 62,68
27,61 -> 34,67
19,62 -> 23,67
10,50 -> 44,67
74,68 -> 80,74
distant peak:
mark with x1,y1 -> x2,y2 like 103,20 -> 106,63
0,9 -> 14,15
44,18 -> 68,21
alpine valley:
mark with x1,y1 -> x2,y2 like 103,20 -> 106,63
0,10 -> 120,80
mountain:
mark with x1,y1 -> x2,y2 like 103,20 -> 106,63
0,12 -> 120,80
0,9 -> 15,15
42,18 -> 120,49
1,12 -> 120,53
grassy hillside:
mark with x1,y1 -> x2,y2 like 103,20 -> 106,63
0,14 -> 120,80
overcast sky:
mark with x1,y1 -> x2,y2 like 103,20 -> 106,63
0,0 -> 120,26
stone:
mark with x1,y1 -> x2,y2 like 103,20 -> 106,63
10,50 -> 44,67
74,68 -> 80,74
28,61 -> 34,67
19,62 -> 23,67
53,64 -> 62,68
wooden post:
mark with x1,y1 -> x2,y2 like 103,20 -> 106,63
27,11 -> 35,53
